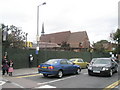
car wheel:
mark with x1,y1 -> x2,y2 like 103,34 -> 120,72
115,67 -> 118,73
88,71 -> 92,76
86,64 -> 89,68
57,70 -> 63,78
43,74 -> 48,77
76,68 -> 81,74
109,69 -> 113,77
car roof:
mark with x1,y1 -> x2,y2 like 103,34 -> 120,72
92,58 -> 111,60
48,59 -> 68,61
110,57 -> 116,59
69,58 -> 83,60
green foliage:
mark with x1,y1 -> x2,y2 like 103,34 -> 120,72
113,28 -> 120,54
1,24 -> 27,48
93,40 -> 109,52
96,40 -> 109,43
113,29 -> 120,43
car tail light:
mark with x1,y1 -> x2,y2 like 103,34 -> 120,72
38,65 -> 41,68
48,66 -> 54,69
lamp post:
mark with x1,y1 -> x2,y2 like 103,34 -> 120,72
36,2 -> 46,49
36,2 -> 46,66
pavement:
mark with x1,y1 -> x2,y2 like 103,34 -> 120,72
1,67 -> 38,77
13,67 -> 38,76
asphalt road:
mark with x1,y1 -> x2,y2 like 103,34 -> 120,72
1,65 -> 120,89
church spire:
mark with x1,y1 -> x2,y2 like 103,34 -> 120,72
41,22 -> 45,35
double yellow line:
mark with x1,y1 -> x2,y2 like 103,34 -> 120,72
14,73 -> 42,78
103,80 -> 120,90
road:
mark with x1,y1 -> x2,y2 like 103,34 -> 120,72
1,65 -> 120,89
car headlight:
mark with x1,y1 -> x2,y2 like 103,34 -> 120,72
88,66 -> 92,70
102,67 -> 109,71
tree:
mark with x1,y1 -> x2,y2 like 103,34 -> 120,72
92,40 -> 109,52
112,29 -> 120,54
1,24 -> 27,48
113,29 -> 120,43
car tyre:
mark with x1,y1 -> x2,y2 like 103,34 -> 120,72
57,70 -> 63,78
109,69 -> 113,77
115,67 -> 118,73
86,64 -> 89,68
76,68 -> 81,74
43,74 -> 48,77
88,72 -> 92,76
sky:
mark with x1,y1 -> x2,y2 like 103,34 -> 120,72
0,0 -> 119,43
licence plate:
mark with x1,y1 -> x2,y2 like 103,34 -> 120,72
93,71 -> 100,73
42,67 -> 47,69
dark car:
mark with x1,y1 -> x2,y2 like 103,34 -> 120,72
88,58 -> 118,77
89,58 -> 97,65
38,59 -> 81,78
110,57 -> 119,63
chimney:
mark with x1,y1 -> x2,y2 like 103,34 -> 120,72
41,22 -> 45,35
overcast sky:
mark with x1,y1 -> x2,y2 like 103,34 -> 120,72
0,0 -> 119,43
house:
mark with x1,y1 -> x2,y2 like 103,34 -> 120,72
103,42 -> 117,51
40,31 -> 90,51
67,31 -> 90,48
40,31 -> 71,45
31,42 -> 60,49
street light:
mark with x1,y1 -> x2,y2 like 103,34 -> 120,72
36,2 -> 46,50
36,2 -> 46,66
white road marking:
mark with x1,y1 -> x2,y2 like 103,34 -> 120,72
37,75 -> 76,85
11,82 -> 24,88
0,81 -> 6,86
36,85 -> 56,88
2,79 -> 24,88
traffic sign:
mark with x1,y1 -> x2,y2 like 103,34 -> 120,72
36,50 -> 38,54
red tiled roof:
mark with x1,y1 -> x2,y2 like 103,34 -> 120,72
40,31 -> 90,48
67,31 -> 90,48
40,31 -> 71,44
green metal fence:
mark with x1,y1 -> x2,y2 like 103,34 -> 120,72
2,48 -> 110,69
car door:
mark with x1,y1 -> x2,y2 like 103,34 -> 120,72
81,59 -> 88,68
76,59 -> 85,68
111,59 -> 117,72
60,60 -> 70,74
66,60 -> 75,73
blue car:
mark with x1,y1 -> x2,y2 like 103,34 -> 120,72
38,59 -> 81,78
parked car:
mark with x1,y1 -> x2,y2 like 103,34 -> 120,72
38,59 -> 81,78
88,58 -> 118,77
89,58 -> 97,65
69,58 -> 89,68
110,57 -> 119,63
